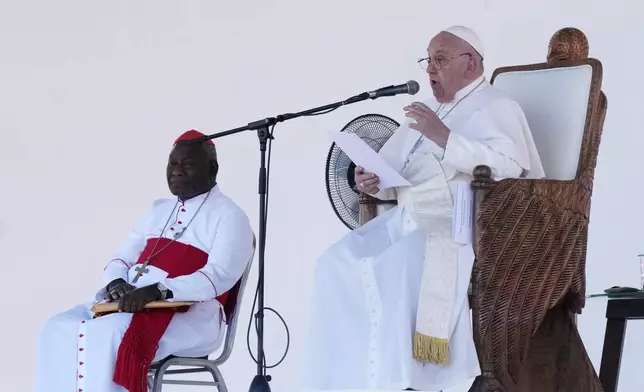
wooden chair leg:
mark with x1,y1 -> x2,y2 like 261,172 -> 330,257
516,305 -> 602,392
469,304 -> 603,392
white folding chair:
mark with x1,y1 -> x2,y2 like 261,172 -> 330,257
148,236 -> 256,392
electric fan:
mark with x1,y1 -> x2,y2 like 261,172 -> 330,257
325,114 -> 400,230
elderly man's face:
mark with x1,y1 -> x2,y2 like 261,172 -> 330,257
426,32 -> 474,103
166,144 -> 214,199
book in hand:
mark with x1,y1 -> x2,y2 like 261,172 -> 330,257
91,300 -> 195,314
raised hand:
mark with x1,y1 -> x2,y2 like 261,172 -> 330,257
403,102 -> 450,148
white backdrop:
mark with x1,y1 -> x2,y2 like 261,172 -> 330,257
1,0 -> 642,391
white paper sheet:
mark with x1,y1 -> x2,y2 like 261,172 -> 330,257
328,131 -> 410,190
452,181 -> 473,245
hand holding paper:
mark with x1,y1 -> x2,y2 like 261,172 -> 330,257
355,166 -> 381,194
329,131 -> 410,190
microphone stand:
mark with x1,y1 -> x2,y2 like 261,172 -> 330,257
200,91 -> 372,392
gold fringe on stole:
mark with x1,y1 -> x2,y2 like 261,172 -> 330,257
412,331 -> 449,365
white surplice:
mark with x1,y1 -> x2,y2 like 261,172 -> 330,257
33,186 -> 255,392
302,75 -> 544,392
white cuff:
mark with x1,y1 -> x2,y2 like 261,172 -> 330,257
372,186 -> 397,201
94,287 -> 108,302
160,271 -> 217,303
101,259 -> 130,287
440,132 -> 464,167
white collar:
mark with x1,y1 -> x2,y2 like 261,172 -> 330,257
451,74 -> 486,103
178,185 -> 218,205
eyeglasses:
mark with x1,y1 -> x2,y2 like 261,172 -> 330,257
418,53 -> 471,70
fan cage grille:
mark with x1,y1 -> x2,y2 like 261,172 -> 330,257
325,114 -> 400,230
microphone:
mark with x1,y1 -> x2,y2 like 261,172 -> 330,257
368,80 -> 420,99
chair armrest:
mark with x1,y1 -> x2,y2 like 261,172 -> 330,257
359,193 -> 378,226
358,193 -> 398,226
470,165 -> 590,382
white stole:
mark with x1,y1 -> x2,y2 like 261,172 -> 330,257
398,152 -> 459,364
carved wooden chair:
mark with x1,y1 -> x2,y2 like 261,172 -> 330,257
358,28 -> 607,392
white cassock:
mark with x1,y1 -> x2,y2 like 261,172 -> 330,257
302,75 -> 544,391
33,186 -> 255,392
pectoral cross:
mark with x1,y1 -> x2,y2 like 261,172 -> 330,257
132,263 -> 149,283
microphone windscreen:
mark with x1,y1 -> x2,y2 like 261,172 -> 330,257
407,80 -> 420,95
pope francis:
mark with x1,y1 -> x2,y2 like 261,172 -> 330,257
302,26 -> 545,391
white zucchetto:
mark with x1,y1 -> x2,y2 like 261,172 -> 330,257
442,25 -> 485,58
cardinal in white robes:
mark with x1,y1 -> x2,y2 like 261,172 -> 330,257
33,130 -> 255,392
302,26 -> 545,391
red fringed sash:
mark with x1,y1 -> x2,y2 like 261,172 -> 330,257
112,238 -> 232,392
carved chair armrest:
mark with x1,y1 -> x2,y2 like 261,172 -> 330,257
470,165 -> 591,381
471,164 -> 589,306
358,193 -> 397,225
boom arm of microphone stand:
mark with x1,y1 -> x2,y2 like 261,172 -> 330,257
198,92 -> 372,142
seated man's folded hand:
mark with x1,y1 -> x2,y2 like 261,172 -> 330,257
104,278 -> 135,302
118,284 -> 161,313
